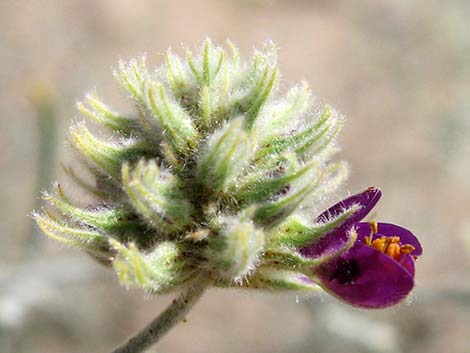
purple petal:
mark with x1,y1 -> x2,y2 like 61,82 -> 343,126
299,227 -> 354,259
355,222 -> 422,256
316,187 -> 382,229
399,254 -> 415,277
313,245 -> 414,308
299,227 -> 357,265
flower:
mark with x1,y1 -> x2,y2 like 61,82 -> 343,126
300,187 -> 422,308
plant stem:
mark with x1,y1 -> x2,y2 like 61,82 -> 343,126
109,280 -> 208,353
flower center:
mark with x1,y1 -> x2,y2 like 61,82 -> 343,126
330,259 -> 361,284
364,221 -> 415,261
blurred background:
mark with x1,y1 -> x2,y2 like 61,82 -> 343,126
1,0 -> 469,352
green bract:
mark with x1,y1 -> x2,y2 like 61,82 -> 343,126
34,39 -> 348,293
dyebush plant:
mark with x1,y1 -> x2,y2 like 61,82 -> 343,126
34,39 -> 421,353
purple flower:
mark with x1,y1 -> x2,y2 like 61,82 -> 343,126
301,187 -> 422,308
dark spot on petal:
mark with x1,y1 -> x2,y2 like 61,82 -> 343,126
330,259 -> 361,284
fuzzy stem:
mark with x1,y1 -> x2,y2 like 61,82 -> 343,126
109,280 -> 209,353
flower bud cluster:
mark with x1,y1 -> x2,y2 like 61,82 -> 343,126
34,39 -> 348,294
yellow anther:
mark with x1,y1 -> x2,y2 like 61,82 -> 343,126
400,244 -> 415,254
364,220 -> 379,246
364,234 -> 416,262
369,220 -> 378,237
385,242 -> 401,260
371,237 -> 387,252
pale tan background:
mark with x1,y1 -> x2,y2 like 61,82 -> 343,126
1,1 -> 469,352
